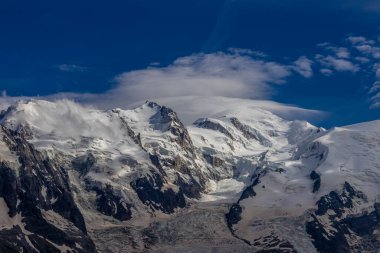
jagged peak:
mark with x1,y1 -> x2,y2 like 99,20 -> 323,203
143,100 -> 177,119
124,100 -> 184,132
144,100 -> 161,109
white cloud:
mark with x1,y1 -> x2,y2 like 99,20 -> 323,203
85,52 -> 294,108
0,91 -> 22,112
1,90 -> 9,109
292,56 -> 313,78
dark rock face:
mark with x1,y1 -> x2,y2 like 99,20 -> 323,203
194,118 -> 234,140
93,184 -> 132,221
226,203 -> 243,230
0,162 -> 18,216
225,168 -> 299,252
71,153 -> 96,176
73,152 -> 135,222
0,226 -> 65,253
298,141 -> 329,166
130,173 -> 186,214
253,233 -> 298,253
175,173 -> 204,199
239,175 -> 261,202
203,153 -> 226,168
118,113 -> 143,147
0,126 -> 96,253
230,117 -> 271,146
226,171 -> 262,231
144,102 -> 207,198
149,154 -> 204,198
310,170 -> 321,193
225,171 -> 264,246
306,182 -> 380,253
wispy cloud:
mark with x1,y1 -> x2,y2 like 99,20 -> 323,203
356,45 -> 380,59
318,43 -> 351,59
328,0 -> 380,13
347,36 -> 374,45
320,68 -> 333,76
315,41 -> 360,75
0,90 -> 24,112
343,35 -> 380,108
292,56 -> 313,78
227,47 -> 267,58
54,64 -> 88,73
309,34 -> 380,109
369,64 -> 380,109
202,0 -> 235,51
355,56 -> 371,64
347,36 -> 380,59
315,55 -> 359,72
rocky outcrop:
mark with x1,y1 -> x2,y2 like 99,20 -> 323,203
230,117 -> 272,147
93,184 -> 133,221
225,170 -> 264,246
253,233 -> 298,253
139,102 -> 208,199
194,118 -> 234,140
306,182 -> 380,253
130,173 -> 186,213
71,153 -> 96,176
310,170 -> 321,193
0,126 -> 96,253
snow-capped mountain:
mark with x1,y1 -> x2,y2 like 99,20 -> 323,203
0,97 -> 379,253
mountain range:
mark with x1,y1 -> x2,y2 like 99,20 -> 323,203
0,96 -> 379,253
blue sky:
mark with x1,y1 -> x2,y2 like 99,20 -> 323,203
1,0 -> 380,127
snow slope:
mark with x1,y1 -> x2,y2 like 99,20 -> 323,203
133,96 -> 323,125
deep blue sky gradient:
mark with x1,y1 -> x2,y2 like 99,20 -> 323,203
1,0 -> 380,127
